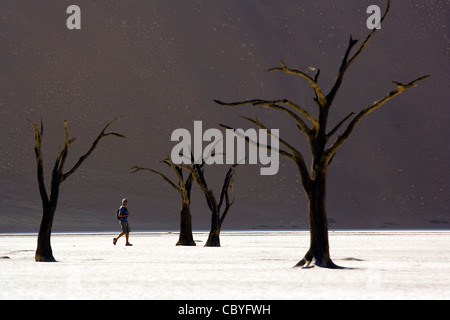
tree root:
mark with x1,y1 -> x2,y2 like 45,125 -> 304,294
176,241 -> 197,246
294,255 -> 342,269
35,254 -> 57,263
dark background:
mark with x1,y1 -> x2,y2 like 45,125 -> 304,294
0,0 -> 448,232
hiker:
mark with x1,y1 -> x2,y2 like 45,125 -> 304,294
113,198 -> 133,246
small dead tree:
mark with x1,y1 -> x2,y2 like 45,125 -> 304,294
131,157 -> 196,246
27,117 -> 126,262
216,1 -> 430,268
181,163 -> 238,247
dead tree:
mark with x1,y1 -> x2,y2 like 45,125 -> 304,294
131,157 -> 196,246
181,163 -> 238,247
215,0 -> 430,268
27,117 -> 126,262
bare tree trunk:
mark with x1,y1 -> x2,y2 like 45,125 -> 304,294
205,229 -> 221,247
35,205 -> 57,262
205,207 -> 221,247
179,164 -> 237,248
296,167 -> 337,268
177,202 -> 196,246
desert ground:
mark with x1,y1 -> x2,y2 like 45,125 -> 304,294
1,230 -> 449,300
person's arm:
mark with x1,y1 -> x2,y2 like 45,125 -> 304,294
118,207 -> 129,218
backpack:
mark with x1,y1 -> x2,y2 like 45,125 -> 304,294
116,209 -> 120,220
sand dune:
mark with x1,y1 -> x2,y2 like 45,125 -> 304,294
0,1 -> 448,232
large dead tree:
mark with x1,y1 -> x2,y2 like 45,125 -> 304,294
131,157 -> 196,246
27,117 -> 126,262
181,163 -> 238,247
216,0 -> 430,268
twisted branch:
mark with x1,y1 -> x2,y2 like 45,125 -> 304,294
325,75 -> 431,161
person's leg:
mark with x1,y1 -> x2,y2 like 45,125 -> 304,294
124,222 -> 132,246
125,233 -> 133,246
114,232 -> 125,245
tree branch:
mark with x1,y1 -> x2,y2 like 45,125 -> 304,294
26,119 -> 49,206
245,115 -> 303,159
164,157 -> 196,199
223,116 -> 296,162
163,157 -> 188,188
53,120 -> 75,184
178,163 -> 217,211
325,75 -> 431,161
326,0 -> 392,106
62,116 -> 127,182
131,166 -> 181,194
218,164 -> 238,227
221,116 -> 312,192
327,112 -> 356,139
267,60 -> 327,107
214,99 -> 318,130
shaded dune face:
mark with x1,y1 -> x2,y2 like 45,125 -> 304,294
0,1 -> 448,232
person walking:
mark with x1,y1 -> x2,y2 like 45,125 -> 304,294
113,198 -> 133,246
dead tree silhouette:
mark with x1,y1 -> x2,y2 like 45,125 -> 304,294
216,0 -> 430,268
131,157 -> 196,246
28,117 -> 126,262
